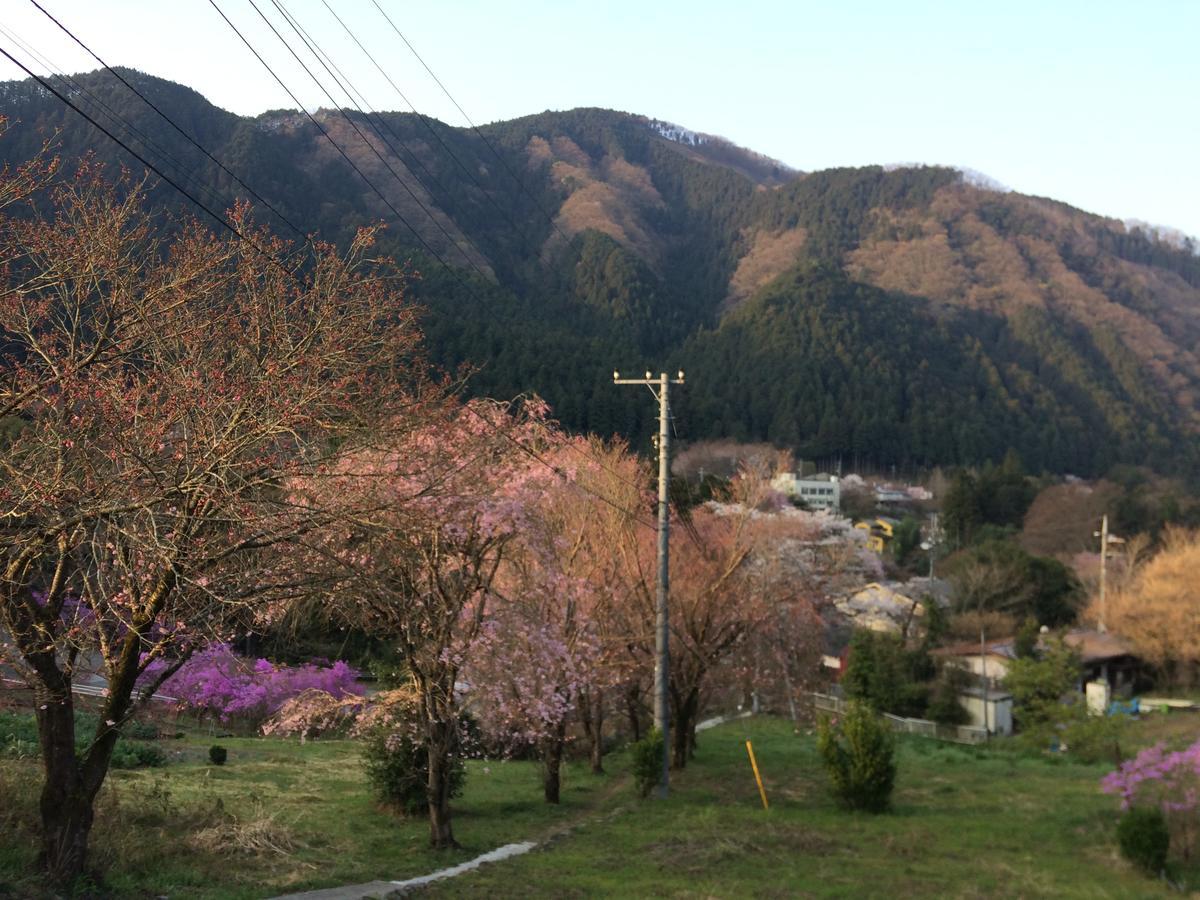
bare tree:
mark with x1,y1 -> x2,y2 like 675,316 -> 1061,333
0,154 -> 429,882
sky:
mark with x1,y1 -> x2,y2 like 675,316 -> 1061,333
1,0 -> 1196,239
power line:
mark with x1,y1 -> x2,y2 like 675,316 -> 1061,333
276,0 -> 526,277
204,1 -> 667,517
369,0 -> 582,259
316,0 -> 535,254
242,0 -> 494,286
266,0 -> 495,280
301,5 -> 661,497
28,0 -> 309,243
468,401 -> 658,532
207,0 -> 493,299
0,23 -> 266,234
6,11 -> 656,531
0,43 -> 291,275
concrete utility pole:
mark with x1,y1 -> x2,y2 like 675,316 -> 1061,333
614,368 -> 684,799
1092,514 -> 1125,634
1096,514 -> 1109,634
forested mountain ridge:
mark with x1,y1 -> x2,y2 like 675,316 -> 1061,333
2,68 -> 1198,476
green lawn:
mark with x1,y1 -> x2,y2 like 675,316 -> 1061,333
428,718 -> 1185,899
0,731 -> 610,898
0,716 -> 1190,898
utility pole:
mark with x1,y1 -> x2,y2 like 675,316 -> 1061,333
1093,514 -> 1124,634
614,368 -> 684,799
1097,514 -> 1109,634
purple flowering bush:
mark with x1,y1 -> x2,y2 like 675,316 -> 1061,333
143,643 -> 364,724
1102,739 -> 1200,862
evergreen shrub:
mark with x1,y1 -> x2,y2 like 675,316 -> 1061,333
817,701 -> 896,813
630,728 -> 664,799
1117,806 -> 1169,875
363,730 -> 465,816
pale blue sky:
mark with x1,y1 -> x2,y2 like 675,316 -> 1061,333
2,1 -> 1196,238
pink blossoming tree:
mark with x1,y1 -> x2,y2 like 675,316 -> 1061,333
299,397 -> 552,847
466,435 -> 649,801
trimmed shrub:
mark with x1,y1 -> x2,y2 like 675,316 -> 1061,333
363,730 -> 465,816
817,701 -> 896,813
1117,806 -> 1169,875
126,721 -> 160,741
109,741 -> 166,769
208,745 -> 228,766
630,728 -> 665,799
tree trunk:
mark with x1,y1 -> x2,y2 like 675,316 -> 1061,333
578,687 -> 605,774
36,689 -> 93,884
625,683 -> 642,742
671,689 -> 699,770
425,718 -> 459,849
426,746 -> 458,849
589,689 -> 605,775
542,722 -> 566,804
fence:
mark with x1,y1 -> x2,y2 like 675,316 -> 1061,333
810,692 -> 988,745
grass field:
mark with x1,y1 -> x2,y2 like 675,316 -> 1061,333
0,715 -> 1193,898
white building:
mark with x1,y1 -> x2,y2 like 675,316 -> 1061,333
958,687 -> 1014,736
770,472 -> 840,511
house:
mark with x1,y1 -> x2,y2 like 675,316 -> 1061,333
929,637 -> 1018,687
835,582 -> 921,636
1062,629 -> 1143,694
874,486 -> 911,505
854,516 -> 901,553
770,472 -> 840,511
927,639 -> 1017,735
833,579 -> 950,640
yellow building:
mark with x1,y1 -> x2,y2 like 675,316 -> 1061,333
855,517 -> 901,553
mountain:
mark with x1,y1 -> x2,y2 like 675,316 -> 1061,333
3,69 -> 1198,477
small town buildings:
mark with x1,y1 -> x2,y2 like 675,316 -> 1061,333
770,472 -> 840,511
874,487 -> 911,505
930,630 -> 1143,694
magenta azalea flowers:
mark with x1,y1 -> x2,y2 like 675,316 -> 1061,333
1102,740 -> 1200,859
143,644 -> 364,723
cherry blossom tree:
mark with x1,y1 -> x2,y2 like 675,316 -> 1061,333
467,436 -> 648,801
0,151 -> 429,882
301,397 -> 551,847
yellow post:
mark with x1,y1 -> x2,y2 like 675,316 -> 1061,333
745,739 -> 769,810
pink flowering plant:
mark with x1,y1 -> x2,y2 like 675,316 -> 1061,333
1102,740 -> 1200,860
141,644 -> 363,724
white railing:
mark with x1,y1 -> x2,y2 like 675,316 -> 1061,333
2,675 -> 177,705
811,692 -> 988,745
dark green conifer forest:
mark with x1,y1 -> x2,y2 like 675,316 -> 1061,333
2,70 -> 1197,477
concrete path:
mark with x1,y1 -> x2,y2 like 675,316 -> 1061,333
696,710 -> 752,732
271,713 -> 752,899
269,842 -> 537,900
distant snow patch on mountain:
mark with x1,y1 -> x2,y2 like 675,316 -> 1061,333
648,119 -> 709,147
644,118 -> 798,184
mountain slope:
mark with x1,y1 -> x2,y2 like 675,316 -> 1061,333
2,69 -> 1197,476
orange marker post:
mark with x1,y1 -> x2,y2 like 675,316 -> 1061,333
745,739 -> 769,810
